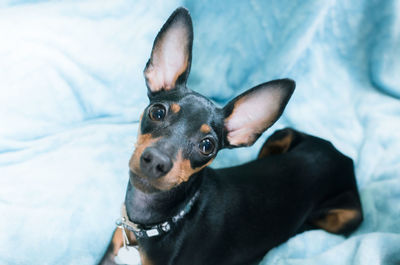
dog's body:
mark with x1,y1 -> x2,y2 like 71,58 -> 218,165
99,7 -> 362,265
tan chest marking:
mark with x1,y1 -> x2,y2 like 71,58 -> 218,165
111,228 -> 137,256
139,249 -> 154,265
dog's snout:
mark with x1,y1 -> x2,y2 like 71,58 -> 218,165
140,147 -> 172,178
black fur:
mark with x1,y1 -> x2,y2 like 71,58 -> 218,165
99,7 -> 363,265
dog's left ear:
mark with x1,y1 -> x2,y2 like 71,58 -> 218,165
144,7 -> 193,96
223,79 -> 295,148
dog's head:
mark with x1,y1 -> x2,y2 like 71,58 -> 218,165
129,7 -> 295,193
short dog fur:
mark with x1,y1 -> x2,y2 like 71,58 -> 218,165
99,7 -> 363,265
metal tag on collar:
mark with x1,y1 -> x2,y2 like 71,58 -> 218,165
115,218 -> 130,248
115,246 -> 140,265
145,228 -> 160,237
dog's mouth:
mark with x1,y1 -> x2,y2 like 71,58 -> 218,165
129,170 -> 160,193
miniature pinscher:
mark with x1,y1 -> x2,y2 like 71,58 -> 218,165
99,7 -> 363,265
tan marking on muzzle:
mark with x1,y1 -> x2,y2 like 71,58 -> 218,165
129,133 -> 160,174
170,103 -> 181,113
152,151 -> 214,190
200,124 -> 211,134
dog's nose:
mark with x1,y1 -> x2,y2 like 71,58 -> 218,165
140,147 -> 173,179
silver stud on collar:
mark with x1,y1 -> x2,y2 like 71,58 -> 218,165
161,221 -> 171,232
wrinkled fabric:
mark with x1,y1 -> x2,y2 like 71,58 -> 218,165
0,0 -> 399,264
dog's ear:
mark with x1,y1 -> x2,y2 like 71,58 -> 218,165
222,79 -> 295,148
144,7 -> 193,96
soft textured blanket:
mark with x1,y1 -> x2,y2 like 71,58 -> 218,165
0,1 -> 399,265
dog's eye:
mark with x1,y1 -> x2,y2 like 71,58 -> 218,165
149,104 -> 166,121
199,138 -> 214,155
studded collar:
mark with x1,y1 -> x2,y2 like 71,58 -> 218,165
117,190 -> 200,239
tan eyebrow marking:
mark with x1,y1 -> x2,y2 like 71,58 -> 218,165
170,103 -> 181,113
200,124 -> 211,134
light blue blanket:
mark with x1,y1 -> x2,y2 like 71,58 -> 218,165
1,1 -> 399,264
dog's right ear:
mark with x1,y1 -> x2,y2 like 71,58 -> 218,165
144,7 -> 193,96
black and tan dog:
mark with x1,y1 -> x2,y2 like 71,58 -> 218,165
99,7 -> 363,265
